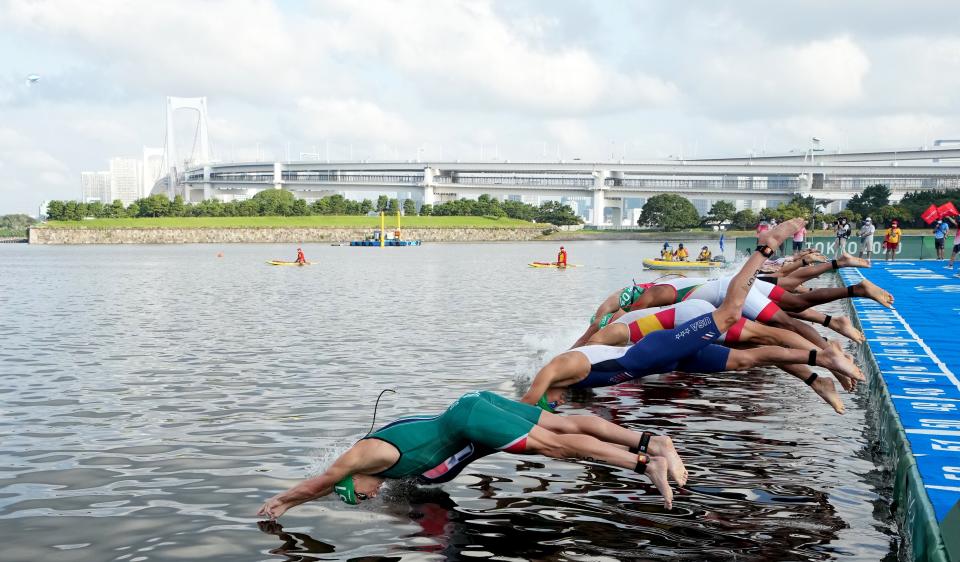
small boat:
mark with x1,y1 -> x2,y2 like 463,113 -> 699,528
266,260 -> 312,266
642,258 -> 726,271
529,261 -> 582,268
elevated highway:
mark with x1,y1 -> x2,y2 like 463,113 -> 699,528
159,156 -> 960,226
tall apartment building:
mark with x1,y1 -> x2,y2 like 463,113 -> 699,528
80,171 -> 112,203
109,158 -> 142,205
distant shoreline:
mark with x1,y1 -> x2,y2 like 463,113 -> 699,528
28,226 -> 549,244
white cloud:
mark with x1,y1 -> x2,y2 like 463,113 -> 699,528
316,0 -> 678,115
293,97 -> 415,144
2,1 -> 960,213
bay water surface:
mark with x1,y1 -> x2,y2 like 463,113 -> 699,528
0,241 -> 900,561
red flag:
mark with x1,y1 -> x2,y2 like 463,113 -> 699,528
938,201 -> 959,218
921,204 -> 939,224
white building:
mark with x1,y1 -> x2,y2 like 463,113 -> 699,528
142,147 -> 164,199
81,171 -> 112,203
109,158 -> 142,205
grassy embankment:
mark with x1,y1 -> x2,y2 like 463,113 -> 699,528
40,216 -> 541,229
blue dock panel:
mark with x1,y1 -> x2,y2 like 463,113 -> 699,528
838,262 -> 960,560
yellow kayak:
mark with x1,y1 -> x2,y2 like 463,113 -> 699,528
642,258 -> 726,271
266,260 -> 312,266
529,262 -> 582,268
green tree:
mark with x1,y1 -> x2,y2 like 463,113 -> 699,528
137,194 -> 172,217
376,195 -> 389,212
46,200 -> 66,220
731,209 -> 758,230
291,198 -> 309,216
170,195 -> 186,217
876,204 -> 911,226
86,201 -> 105,218
250,189 -> 295,215
419,203 -> 432,216
386,198 -> 400,214
105,199 -> 127,218
537,201 -> 581,226
402,198 -> 416,216
706,200 -> 736,225
501,199 -> 537,221
638,194 -> 700,230
63,201 -> 82,220
846,184 -> 891,219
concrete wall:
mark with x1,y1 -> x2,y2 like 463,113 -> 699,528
29,227 -> 548,244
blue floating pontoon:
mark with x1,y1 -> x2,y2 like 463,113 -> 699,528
839,262 -> 960,562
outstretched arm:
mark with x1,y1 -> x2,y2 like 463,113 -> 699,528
257,441 -> 392,519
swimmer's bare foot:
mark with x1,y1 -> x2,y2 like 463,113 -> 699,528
831,371 -> 856,392
839,251 -> 871,269
648,435 -> 688,487
855,279 -> 895,308
643,455 -> 674,510
809,375 -> 845,414
758,218 -> 805,249
829,315 -> 866,343
817,341 -> 865,382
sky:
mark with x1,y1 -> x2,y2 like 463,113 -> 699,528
2,0 -> 960,214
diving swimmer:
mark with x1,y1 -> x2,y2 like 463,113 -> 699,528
257,390 -> 687,517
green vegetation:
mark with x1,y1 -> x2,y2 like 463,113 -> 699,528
41,215 -> 541,230
705,200 -> 736,226
44,190 -> 582,227
638,194 -> 700,230
0,214 -> 36,237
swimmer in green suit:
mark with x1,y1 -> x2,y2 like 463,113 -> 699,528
257,390 -> 686,516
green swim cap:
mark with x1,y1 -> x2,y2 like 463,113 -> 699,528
537,394 -> 557,413
334,475 -> 357,505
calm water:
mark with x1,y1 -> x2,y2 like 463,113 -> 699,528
0,241 -> 900,561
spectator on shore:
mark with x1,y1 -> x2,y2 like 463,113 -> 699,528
834,217 -> 851,257
933,218 -> 949,260
792,222 -> 807,255
945,217 -> 960,272
884,220 -> 902,261
859,218 -> 876,263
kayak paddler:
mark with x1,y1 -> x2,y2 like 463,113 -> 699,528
557,246 -> 567,268
295,247 -> 306,265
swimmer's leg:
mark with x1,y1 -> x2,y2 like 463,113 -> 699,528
787,309 -> 865,343
713,218 -> 806,332
536,411 -> 687,485
766,309 -> 829,348
779,363 -> 845,414
776,280 -> 894,311
724,344 -> 862,383
734,317 -> 857,389
585,321 -> 632,347
523,425 -> 675,509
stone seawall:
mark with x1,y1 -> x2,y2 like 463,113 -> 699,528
28,227 -> 548,244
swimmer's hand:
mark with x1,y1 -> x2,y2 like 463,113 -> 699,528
257,495 -> 293,520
